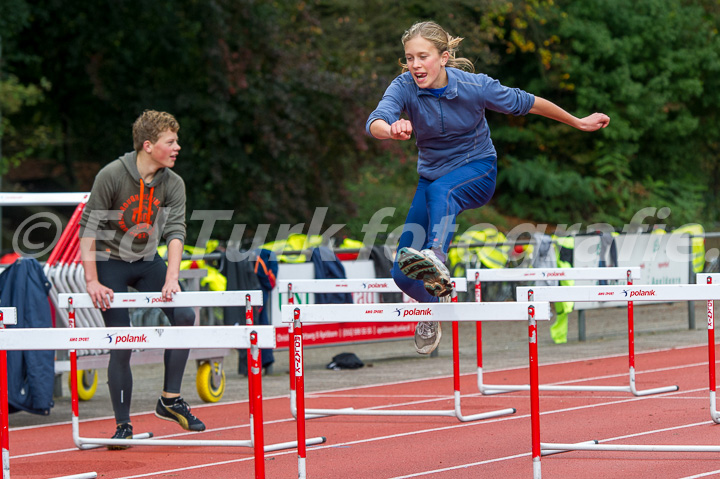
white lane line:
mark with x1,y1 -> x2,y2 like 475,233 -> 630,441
11,355 -> 709,459
10,345 -> 713,477
111,387 -> 710,479
681,470 -> 720,478
10,342 -> 708,432
387,419 -> 717,479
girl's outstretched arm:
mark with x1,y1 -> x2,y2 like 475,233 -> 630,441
529,97 -> 610,132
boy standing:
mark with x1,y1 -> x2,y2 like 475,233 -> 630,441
79,110 -> 205,448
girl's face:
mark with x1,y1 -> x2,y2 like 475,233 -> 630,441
404,36 -> 450,89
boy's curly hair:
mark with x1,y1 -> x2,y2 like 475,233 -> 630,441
132,110 -> 179,152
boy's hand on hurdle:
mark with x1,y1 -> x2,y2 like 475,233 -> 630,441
86,279 -> 114,311
161,279 -> 181,301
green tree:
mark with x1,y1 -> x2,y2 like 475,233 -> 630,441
494,0 -> 718,228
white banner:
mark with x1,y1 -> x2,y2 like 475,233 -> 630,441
572,233 -> 691,309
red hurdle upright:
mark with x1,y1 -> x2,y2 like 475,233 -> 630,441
698,273 -> 720,423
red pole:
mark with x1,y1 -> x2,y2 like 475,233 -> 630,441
293,308 -> 307,478
475,272 -> 483,370
68,298 -> 80,419
708,277 -> 716,393
527,299 -> 541,476
627,270 -> 635,369
46,202 -> 85,267
246,295 -> 255,418
451,285 -> 460,392
249,331 -> 266,479
0,313 -> 9,469
288,283 -> 296,394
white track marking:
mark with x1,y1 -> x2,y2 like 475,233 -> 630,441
112,387 -> 711,479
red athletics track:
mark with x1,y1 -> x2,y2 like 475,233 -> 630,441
7,344 -> 720,478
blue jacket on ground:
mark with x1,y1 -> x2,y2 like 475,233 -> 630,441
0,258 -> 55,415
311,247 -> 353,304
366,67 -> 535,180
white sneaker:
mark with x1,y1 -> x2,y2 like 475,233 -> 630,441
414,293 -> 454,355
414,320 -> 441,355
397,247 -> 452,297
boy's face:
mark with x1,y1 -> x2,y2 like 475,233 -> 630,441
145,129 -> 180,169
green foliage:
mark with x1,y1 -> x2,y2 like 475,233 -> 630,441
2,0 -> 720,246
497,155 -> 602,223
0,75 -> 55,173
492,0 -> 716,229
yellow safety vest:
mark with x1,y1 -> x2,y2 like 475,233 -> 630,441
158,240 -> 227,292
261,234 -> 324,263
448,228 -> 509,274
673,224 -> 705,274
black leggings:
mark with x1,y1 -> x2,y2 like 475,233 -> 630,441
97,255 -> 195,424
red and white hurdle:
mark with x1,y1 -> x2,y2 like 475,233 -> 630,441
279,278 -> 514,422
0,305 -> 274,479
283,300 -> 551,479
55,292 -> 325,462
514,283 -> 720,479
697,273 -> 720,423
469,267 -> 678,396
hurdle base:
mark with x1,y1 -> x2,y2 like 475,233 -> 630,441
541,441 -> 720,453
301,406 -> 516,422
541,440 -> 598,456
480,383 -> 679,395
710,391 -> 720,424
75,432 -> 153,450
292,386 -> 516,423
478,365 -> 678,397
48,473 -> 98,479
70,415 -> 325,451
74,435 -> 326,450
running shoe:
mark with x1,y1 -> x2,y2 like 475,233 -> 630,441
414,320 -> 442,355
155,397 -> 206,431
107,423 -> 132,450
397,247 -> 453,297
414,291 -> 455,355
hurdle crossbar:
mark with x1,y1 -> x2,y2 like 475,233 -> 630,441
468,267 -> 676,396
55,292 -> 325,467
285,301 -> 550,479
280,278 -> 508,423
0,192 -> 90,206
512,283 -> 720,479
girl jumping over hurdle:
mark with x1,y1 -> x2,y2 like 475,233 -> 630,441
366,21 -> 610,354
